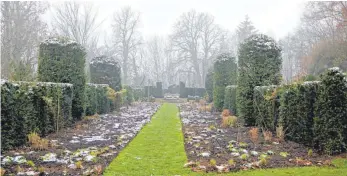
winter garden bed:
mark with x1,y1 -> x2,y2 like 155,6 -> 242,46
179,102 -> 336,173
1,103 -> 159,176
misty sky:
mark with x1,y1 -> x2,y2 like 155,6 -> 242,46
47,0 -> 306,43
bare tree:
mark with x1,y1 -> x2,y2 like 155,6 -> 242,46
200,13 -> 223,84
51,2 -> 103,81
1,1 -> 48,80
112,6 -> 142,85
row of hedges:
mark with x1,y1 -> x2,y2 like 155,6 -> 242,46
213,53 -> 237,111
223,85 -> 237,115
252,68 -> 347,154
1,80 -> 73,150
144,82 -> 163,98
179,81 -> 206,98
85,83 -> 111,116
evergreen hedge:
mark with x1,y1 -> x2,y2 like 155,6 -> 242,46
90,56 -> 122,91
253,85 -> 279,132
133,88 -> 144,101
223,85 -> 237,115
314,67 -> 347,154
213,53 -> 237,111
205,69 -> 214,103
38,37 -> 86,121
237,34 -> 282,126
279,82 -> 319,146
85,83 -> 111,116
1,80 -> 73,150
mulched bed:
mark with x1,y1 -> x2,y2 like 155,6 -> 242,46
1,102 -> 160,176
179,102 -> 335,173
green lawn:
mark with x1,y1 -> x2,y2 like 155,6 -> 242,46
104,103 -> 347,176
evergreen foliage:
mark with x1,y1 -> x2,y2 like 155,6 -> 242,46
223,85 -> 237,115
213,53 -> 237,111
237,34 -> 282,126
38,37 -> 86,120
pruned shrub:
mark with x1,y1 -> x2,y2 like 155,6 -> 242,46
253,85 -> 279,132
85,83 -> 113,116
224,85 -> 237,115
205,69 -> 214,103
314,67 -> 347,154
38,37 -> 86,120
279,82 -> 319,146
90,56 -> 122,91
237,34 -> 282,126
213,53 -> 237,111
1,80 -> 73,150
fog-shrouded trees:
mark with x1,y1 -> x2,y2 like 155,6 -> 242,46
1,1 -> 48,80
170,10 -> 223,87
51,2 -> 103,80
112,6 -> 142,85
237,34 -> 282,126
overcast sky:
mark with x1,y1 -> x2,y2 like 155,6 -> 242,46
47,0 -> 306,43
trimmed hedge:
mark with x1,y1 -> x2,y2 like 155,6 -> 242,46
90,56 -> 122,91
237,34 -> 282,126
144,83 -> 163,98
205,69 -> 214,103
279,82 -> 319,146
314,67 -> 347,154
38,37 -> 86,121
253,85 -> 279,132
133,88 -> 144,101
276,67 -> 347,154
213,53 -> 237,111
85,83 -> 111,116
179,81 -> 206,98
223,85 -> 237,115
1,80 -> 73,150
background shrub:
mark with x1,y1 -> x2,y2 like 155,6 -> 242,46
253,85 -> 279,132
205,69 -> 214,103
1,80 -> 73,150
213,53 -> 237,111
90,56 -> 122,91
85,83 -> 113,116
237,34 -> 282,126
38,37 -> 86,120
223,85 -> 237,115
314,67 -> 347,154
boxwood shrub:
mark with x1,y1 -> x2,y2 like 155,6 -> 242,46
38,37 -> 86,121
205,69 -> 214,103
1,80 -> 73,150
213,53 -> 237,111
223,85 -> 237,115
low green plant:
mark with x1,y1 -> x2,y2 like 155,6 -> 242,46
75,161 -> 83,169
308,149 -> 313,157
228,159 -> 235,166
239,142 -> 248,148
210,159 -> 217,166
259,157 -> 268,166
280,152 -> 289,158
240,154 -> 249,160
27,160 -> 35,167
209,124 -> 216,130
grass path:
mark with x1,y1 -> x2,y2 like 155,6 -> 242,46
103,103 -> 191,176
104,103 -> 347,176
